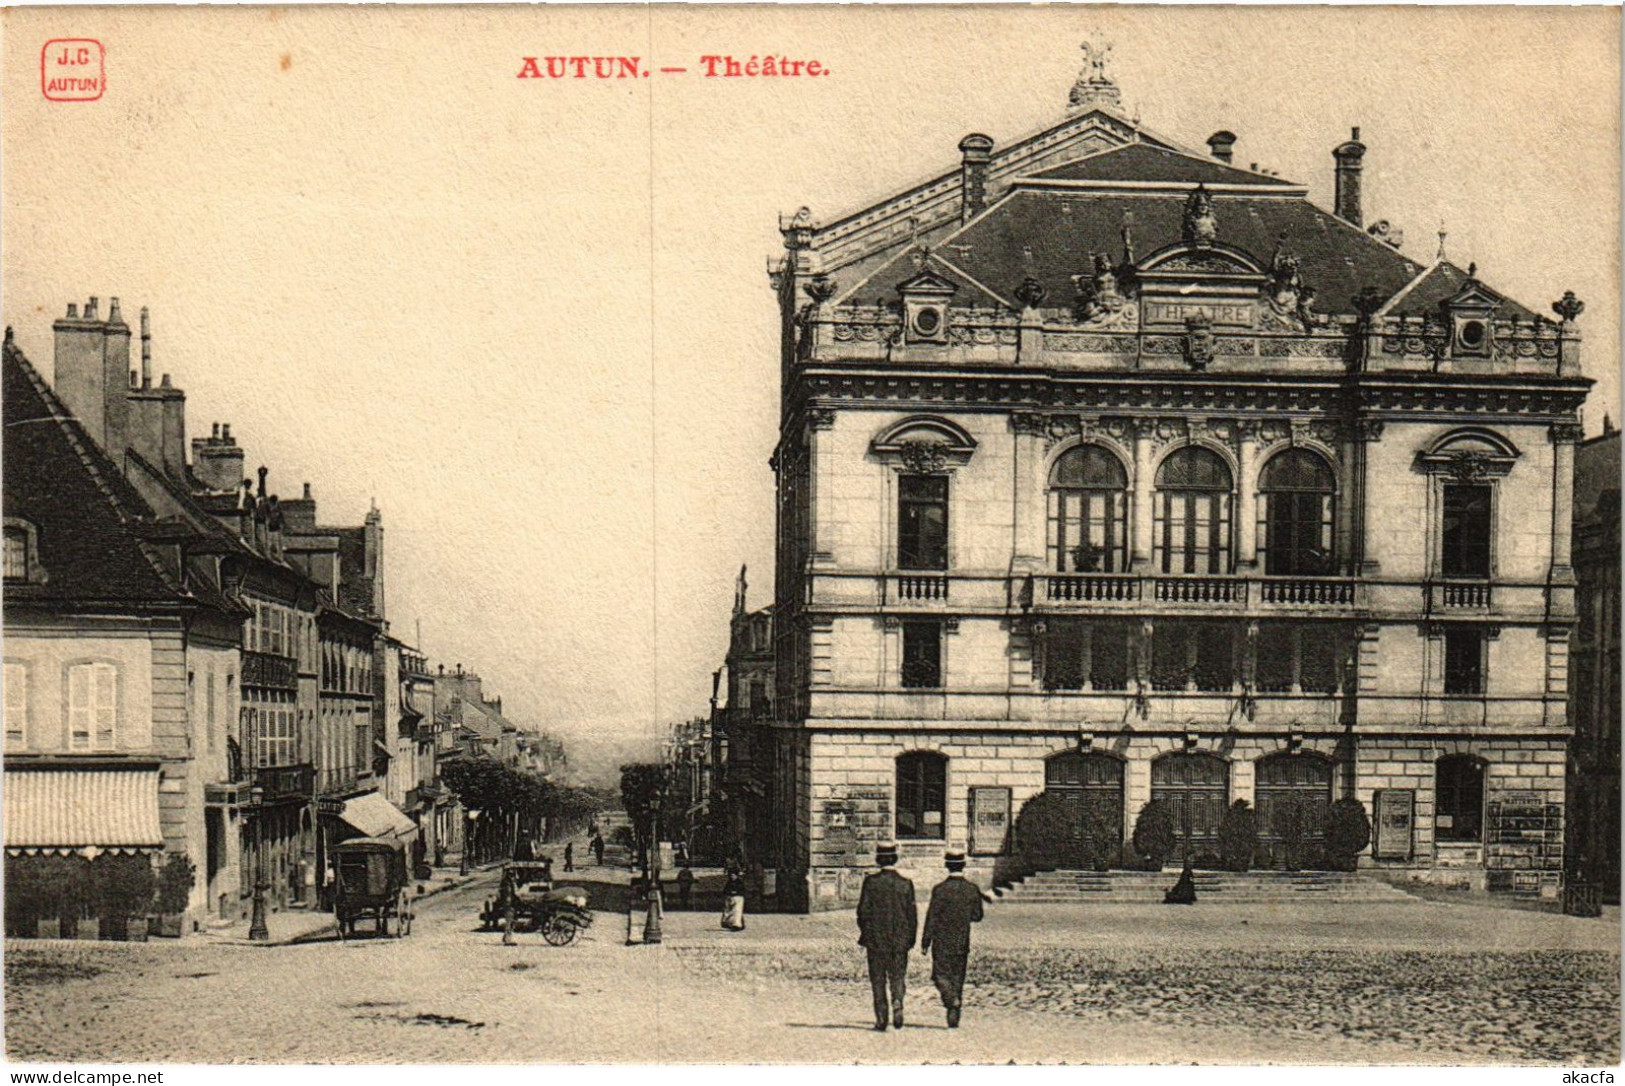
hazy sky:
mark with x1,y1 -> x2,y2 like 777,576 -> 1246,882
3,6 -> 1617,782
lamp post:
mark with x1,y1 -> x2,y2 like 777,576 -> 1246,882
248,784 -> 270,942
643,784 -> 664,944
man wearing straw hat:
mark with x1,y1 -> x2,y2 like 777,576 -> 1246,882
921,847 -> 984,1029
856,840 -> 917,1031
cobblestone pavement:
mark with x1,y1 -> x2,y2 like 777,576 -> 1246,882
5,873 -> 1618,1066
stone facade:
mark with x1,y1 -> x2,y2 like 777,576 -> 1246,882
766,59 -> 1590,909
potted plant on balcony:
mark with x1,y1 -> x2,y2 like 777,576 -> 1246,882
151,852 -> 195,938
1219,799 -> 1258,873
1325,797 -> 1372,872
1132,800 -> 1178,871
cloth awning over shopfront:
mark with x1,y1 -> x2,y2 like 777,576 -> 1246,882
4,767 -> 163,855
337,791 -> 416,840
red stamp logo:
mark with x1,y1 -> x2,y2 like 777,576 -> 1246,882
42,39 -> 105,102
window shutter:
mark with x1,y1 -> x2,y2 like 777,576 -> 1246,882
67,665 -> 92,750
4,664 -> 26,748
93,663 -> 117,748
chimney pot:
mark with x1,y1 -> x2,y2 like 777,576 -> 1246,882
1206,130 -> 1237,164
257,465 -> 268,497
1333,127 -> 1367,227
139,306 -> 151,387
67,303 -> 78,318
222,423 -> 232,441
303,482 -> 312,500
213,422 -> 221,439
160,373 -> 172,388
85,297 -> 99,320
108,297 -> 123,325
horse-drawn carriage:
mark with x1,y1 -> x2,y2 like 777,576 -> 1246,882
332,837 -> 413,940
478,860 -> 593,945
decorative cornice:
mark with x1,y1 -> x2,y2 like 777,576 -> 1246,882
1009,411 -> 1048,437
1549,421 -> 1585,445
807,407 -> 838,431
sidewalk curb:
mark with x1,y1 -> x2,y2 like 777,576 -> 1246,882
204,868 -> 496,947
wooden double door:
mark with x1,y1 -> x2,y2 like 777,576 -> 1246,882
1151,753 -> 1230,858
1046,753 -> 1124,862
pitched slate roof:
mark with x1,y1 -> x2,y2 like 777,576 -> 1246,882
839,187 -> 1439,314
1028,142 -> 1299,188
1381,261 -> 1539,321
3,336 -> 189,607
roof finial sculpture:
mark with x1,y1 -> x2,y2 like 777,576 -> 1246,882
1436,223 -> 1448,261
1182,184 -> 1217,245
1067,36 -> 1123,114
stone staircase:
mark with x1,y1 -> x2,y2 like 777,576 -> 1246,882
993,868 -> 1418,904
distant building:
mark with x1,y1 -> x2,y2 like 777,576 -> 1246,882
766,55 -> 1590,908
1569,427 -> 1620,902
712,567 -> 777,866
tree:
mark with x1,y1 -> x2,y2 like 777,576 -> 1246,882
1014,792 -> 1079,874
619,763 -> 669,877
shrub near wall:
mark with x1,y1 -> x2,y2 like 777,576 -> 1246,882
1325,797 -> 1373,871
1218,800 -> 1259,873
1014,792 -> 1080,874
1132,800 -> 1178,869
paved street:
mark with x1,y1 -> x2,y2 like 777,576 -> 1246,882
5,865 -> 1618,1065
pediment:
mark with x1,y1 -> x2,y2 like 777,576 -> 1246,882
1138,242 -> 1266,281
895,269 -> 959,298
1441,280 -> 1503,315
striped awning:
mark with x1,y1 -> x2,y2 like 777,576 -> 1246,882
4,767 -> 164,855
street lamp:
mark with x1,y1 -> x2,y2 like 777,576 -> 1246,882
248,784 -> 270,942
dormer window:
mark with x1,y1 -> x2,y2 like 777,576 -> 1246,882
1440,273 -> 1502,359
3,519 -> 41,583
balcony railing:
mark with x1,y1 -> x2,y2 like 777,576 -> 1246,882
255,762 -> 314,802
1154,577 -> 1246,604
1259,577 -> 1356,605
243,651 -> 299,690
1045,573 -> 1141,602
1430,580 -> 1493,609
895,574 -> 949,601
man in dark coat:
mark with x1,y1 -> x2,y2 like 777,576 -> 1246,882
856,841 -> 917,1031
920,848 -> 984,1028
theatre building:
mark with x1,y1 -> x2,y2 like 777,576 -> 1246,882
766,55 -> 1590,909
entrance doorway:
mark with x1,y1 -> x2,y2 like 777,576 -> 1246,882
1255,754 -> 1333,866
1151,753 -> 1229,859
1045,752 -> 1124,865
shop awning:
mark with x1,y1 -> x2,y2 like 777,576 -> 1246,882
4,767 -> 163,855
338,791 -> 416,840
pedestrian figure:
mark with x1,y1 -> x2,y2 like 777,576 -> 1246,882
564,842 -> 575,872
857,841 -> 917,1031
921,848 -> 983,1029
514,836 -> 536,862
592,834 -> 606,866
1164,859 -> 1198,904
676,865 -> 695,911
721,864 -> 746,930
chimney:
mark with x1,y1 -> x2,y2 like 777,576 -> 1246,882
125,308 -> 188,483
1206,131 -> 1237,165
281,481 -> 317,532
1333,126 -> 1366,227
52,295 -> 131,455
957,134 -> 995,223
363,501 -> 385,620
191,421 -> 245,491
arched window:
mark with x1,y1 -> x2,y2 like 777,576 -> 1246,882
1258,449 -> 1336,574
896,751 -> 947,839
1048,446 -> 1129,572
1155,447 -> 1233,574
1435,755 -> 1485,843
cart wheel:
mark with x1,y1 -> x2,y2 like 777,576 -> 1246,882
543,915 -> 578,946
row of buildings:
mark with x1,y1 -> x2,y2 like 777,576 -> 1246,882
2,306 -> 566,937
691,48 -> 1618,910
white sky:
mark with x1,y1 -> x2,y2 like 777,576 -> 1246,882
3,6 -> 1618,782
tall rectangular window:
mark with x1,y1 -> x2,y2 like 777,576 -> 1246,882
1043,620 -> 1129,692
898,474 -> 948,570
206,672 -> 217,751
4,663 -> 26,749
1443,628 -> 1486,695
896,752 -> 947,839
67,662 -> 116,750
901,621 -> 942,689
1441,484 -> 1492,577
4,528 -> 28,580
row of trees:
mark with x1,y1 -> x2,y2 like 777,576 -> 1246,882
4,852 -> 196,939
440,756 -> 603,864
1013,793 -> 1373,874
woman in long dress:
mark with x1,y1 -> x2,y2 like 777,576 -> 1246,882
721,866 -> 746,931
